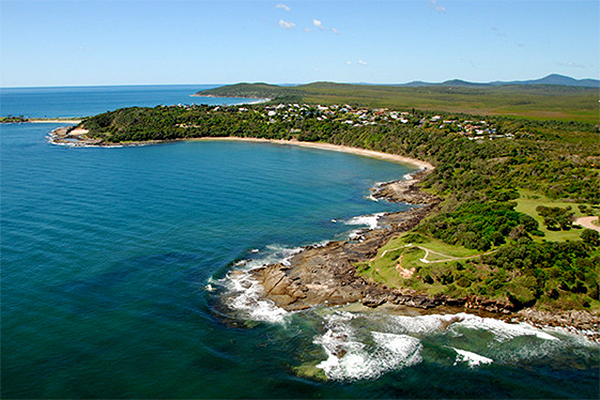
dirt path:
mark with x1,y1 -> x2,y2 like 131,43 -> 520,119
574,216 -> 600,232
377,243 -> 495,265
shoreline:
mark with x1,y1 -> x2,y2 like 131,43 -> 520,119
194,137 -> 434,171
48,130 -> 434,172
46,128 -> 599,337
242,172 -> 599,339
1,118 -> 83,124
29,118 -> 82,124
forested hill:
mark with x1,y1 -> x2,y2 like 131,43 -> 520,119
194,82 -> 599,123
77,101 -> 599,313
193,83 -> 300,100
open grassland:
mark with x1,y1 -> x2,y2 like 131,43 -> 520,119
199,82 -> 599,124
516,189 -> 597,242
356,233 -> 481,289
297,83 -> 599,123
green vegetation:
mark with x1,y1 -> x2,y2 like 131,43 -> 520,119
78,83 -> 600,312
1,115 -> 28,123
421,202 -> 543,251
195,83 -> 301,100
197,82 -> 599,123
581,229 -> 600,246
515,189 -> 596,242
358,229 -> 599,311
535,205 -> 574,231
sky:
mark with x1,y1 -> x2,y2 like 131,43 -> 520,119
1,0 -> 598,87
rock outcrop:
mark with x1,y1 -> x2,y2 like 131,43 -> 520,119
250,174 -> 441,311
249,173 -> 600,337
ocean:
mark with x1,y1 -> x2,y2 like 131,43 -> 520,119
1,85 -> 598,399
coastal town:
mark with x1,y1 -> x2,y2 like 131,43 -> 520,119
180,102 -> 516,142
45,101 -> 519,147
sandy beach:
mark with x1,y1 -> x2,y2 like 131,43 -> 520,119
196,137 -> 434,171
29,119 -> 82,124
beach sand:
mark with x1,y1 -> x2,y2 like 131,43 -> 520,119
196,137 -> 434,171
48,130 -> 434,172
29,119 -> 82,124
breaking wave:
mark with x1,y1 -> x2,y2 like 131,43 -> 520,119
345,212 -> 384,230
314,312 -> 422,381
453,348 -> 494,367
311,310 -> 599,381
214,245 -> 303,324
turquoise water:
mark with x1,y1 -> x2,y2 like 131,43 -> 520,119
1,87 -> 599,399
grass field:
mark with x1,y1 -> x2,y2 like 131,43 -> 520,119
356,233 -> 480,289
515,189 -> 595,242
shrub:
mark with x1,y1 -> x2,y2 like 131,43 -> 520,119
581,229 -> 599,246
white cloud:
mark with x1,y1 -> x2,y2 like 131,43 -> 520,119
557,61 -> 586,68
312,19 -> 338,33
278,19 -> 296,29
346,61 -> 352,65
429,0 -> 446,13
275,3 -> 290,12
358,60 -> 368,66
303,27 -> 312,33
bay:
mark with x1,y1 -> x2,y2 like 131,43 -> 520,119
1,86 -> 598,399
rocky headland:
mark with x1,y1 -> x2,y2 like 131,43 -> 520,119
45,126 -> 599,336
248,170 -> 600,338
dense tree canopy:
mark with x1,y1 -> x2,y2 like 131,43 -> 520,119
80,102 -> 600,310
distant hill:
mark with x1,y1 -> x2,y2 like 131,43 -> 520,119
193,82 -> 300,99
401,74 -> 599,88
193,80 -> 598,123
495,74 -> 600,87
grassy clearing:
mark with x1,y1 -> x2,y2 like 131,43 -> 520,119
515,189 -> 594,242
356,233 -> 480,288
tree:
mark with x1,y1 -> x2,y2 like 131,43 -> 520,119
536,205 -> 574,230
581,229 -> 599,247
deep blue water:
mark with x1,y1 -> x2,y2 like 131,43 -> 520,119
0,84 -> 252,118
1,86 -> 598,399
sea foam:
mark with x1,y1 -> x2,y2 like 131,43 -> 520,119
453,348 -> 494,367
217,245 -> 303,324
314,312 -> 422,381
345,212 -> 385,230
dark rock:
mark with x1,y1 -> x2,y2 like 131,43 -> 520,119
245,169 -> 599,340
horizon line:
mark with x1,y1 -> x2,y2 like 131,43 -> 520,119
2,74 -> 599,90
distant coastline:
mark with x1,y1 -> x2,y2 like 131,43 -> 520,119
1,117 -> 82,124
190,93 -> 271,105
29,118 -> 82,124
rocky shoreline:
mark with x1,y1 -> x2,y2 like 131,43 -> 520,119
48,126 -> 177,147
248,170 -> 600,339
46,127 -> 599,337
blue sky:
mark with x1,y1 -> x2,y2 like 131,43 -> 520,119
1,0 -> 598,87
